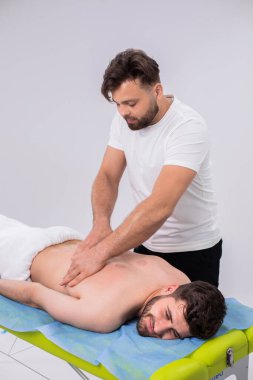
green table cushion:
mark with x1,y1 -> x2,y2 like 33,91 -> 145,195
244,326 -> 253,353
188,329 -> 248,378
150,358 -> 208,380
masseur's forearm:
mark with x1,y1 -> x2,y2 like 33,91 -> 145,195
91,171 -> 119,227
94,195 -> 172,261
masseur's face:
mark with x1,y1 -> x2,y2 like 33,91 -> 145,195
111,79 -> 160,130
137,292 -> 190,340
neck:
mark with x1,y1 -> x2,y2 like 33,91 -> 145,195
152,95 -> 174,125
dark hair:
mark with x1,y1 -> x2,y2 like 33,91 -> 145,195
101,49 -> 161,101
171,281 -> 227,339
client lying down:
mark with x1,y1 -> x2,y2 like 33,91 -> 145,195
0,215 -> 226,340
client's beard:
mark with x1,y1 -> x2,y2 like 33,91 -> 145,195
137,295 -> 167,337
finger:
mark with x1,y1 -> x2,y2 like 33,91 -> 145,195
68,272 -> 87,287
65,263 -> 77,275
59,268 -> 80,286
63,262 -> 80,277
60,267 -> 77,280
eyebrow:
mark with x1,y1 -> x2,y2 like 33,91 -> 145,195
166,307 -> 183,340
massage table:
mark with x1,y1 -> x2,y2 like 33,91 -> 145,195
0,296 -> 253,380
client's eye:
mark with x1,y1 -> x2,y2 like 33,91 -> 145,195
166,309 -> 171,320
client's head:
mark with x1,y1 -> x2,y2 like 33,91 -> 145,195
137,281 -> 226,340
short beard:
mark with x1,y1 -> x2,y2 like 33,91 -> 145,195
126,100 -> 159,131
137,295 -> 169,337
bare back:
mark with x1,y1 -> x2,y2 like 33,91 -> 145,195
31,241 -> 190,327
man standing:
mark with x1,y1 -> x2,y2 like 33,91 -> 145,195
61,49 -> 222,288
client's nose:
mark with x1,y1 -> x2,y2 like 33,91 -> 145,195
154,319 -> 170,337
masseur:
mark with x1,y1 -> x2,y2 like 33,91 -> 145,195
0,215 -> 226,339
62,48 -> 222,288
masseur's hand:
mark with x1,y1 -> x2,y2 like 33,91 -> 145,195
60,245 -> 106,287
60,224 -> 112,287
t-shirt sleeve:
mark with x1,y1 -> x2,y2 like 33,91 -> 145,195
108,112 -> 124,151
163,119 -> 209,172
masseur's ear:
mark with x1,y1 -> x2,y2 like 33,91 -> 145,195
153,83 -> 163,99
158,284 -> 179,296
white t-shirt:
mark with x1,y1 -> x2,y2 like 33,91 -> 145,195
108,97 -> 221,253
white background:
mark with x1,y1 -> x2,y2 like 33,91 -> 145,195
0,0 -> 252,306
0,1 -> 252,378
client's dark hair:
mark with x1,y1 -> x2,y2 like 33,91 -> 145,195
101,48 -> 161,101
171,281 -> 227,339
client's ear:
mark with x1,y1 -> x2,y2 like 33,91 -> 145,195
158,285 -> 179,296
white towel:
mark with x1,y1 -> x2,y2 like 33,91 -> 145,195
0,215 -> 84,280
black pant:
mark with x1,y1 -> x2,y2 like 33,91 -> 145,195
134,239 -> 222,287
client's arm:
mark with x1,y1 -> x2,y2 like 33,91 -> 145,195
0,279 -> 119,333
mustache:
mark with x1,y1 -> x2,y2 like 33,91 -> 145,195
124,116 -> 137,121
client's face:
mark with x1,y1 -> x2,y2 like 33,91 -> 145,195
137,295 -> 190,340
